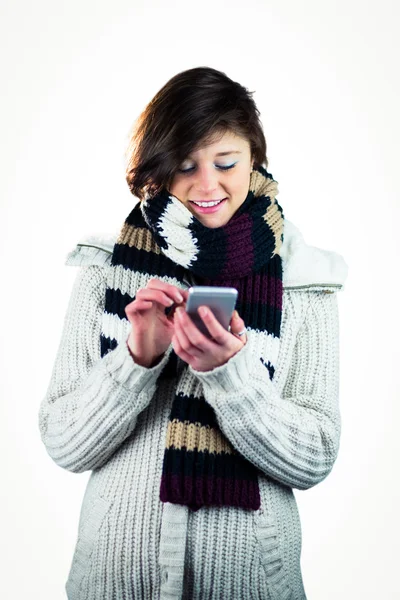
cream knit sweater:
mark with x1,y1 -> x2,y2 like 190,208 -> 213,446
38,219 -> 348,600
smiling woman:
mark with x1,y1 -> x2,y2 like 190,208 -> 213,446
39,65 -> 348,600
125,66 -> 267,203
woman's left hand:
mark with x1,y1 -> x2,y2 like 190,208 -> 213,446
172,306 -> 247,372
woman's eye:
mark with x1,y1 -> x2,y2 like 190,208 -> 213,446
178,163 -> 237,174
217,164 -> 236,171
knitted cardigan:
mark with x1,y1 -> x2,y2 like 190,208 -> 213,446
38,217 -> 348,600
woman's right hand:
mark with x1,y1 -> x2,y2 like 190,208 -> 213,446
125,279 -> 186,368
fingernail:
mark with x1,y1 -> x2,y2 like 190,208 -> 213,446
198,306 -> 208,317
175,293 -> 183,303
233,310 -> 239,318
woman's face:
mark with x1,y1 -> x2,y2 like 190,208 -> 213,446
168,130 -> 254,228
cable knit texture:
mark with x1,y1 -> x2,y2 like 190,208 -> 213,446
39,229 -> 344,600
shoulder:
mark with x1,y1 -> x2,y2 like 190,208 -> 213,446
281,218 -> 349,293
64,219 -> 349,293
65,232 -> 117,267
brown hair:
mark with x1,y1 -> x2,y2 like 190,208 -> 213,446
125,66 -> 268,201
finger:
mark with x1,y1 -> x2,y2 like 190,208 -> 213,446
197,306 -> 231,345
125,299 -> 153,316
173,311 -> 204,357
233,329 -> 247,343
171,333 -> 198,363
230,310 -> 246,332
135,288 -> 175,308
229,310 -> 247,343
171,289 -> 188,312
175,307 -> 214,351
146,279 -> 184,304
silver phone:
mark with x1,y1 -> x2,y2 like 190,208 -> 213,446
185,286 -> 238,338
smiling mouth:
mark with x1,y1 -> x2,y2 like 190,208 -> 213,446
188,198 -> 228,215
189,198 -> 226,207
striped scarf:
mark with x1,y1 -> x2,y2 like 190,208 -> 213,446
100,165 -> 284,511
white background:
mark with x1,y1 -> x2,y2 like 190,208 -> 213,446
1,0 -> 399,598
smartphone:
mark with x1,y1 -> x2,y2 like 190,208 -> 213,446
185,286 -> 238,338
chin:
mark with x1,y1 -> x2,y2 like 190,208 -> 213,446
200,216 -> 229,228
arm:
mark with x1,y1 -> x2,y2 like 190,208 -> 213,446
38,265 -> 172,474
191,291 -> 341,490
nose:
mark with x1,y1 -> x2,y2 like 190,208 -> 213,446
193,164 -> 220,195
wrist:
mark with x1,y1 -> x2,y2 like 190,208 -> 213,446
126,341 -> 163,368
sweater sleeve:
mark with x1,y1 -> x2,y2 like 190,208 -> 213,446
38,265 -> 172,474
190,291 -> 341,490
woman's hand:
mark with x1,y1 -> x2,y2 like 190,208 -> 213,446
172,306 -> 247,372
125,279 -> 186,368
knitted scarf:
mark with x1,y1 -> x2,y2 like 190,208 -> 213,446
100,165 -> 284,512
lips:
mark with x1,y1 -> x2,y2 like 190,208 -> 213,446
190,199 -> 226,205
189,198 -> 227,214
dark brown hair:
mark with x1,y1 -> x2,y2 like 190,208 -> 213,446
125,66 -> 268,200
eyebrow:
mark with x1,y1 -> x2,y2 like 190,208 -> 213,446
215,150 -> 242,157
187,150 -> 242,159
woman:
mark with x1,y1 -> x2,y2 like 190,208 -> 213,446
38,66 -> 348,600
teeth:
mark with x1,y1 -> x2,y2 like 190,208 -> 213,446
193,200 -> 223,207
